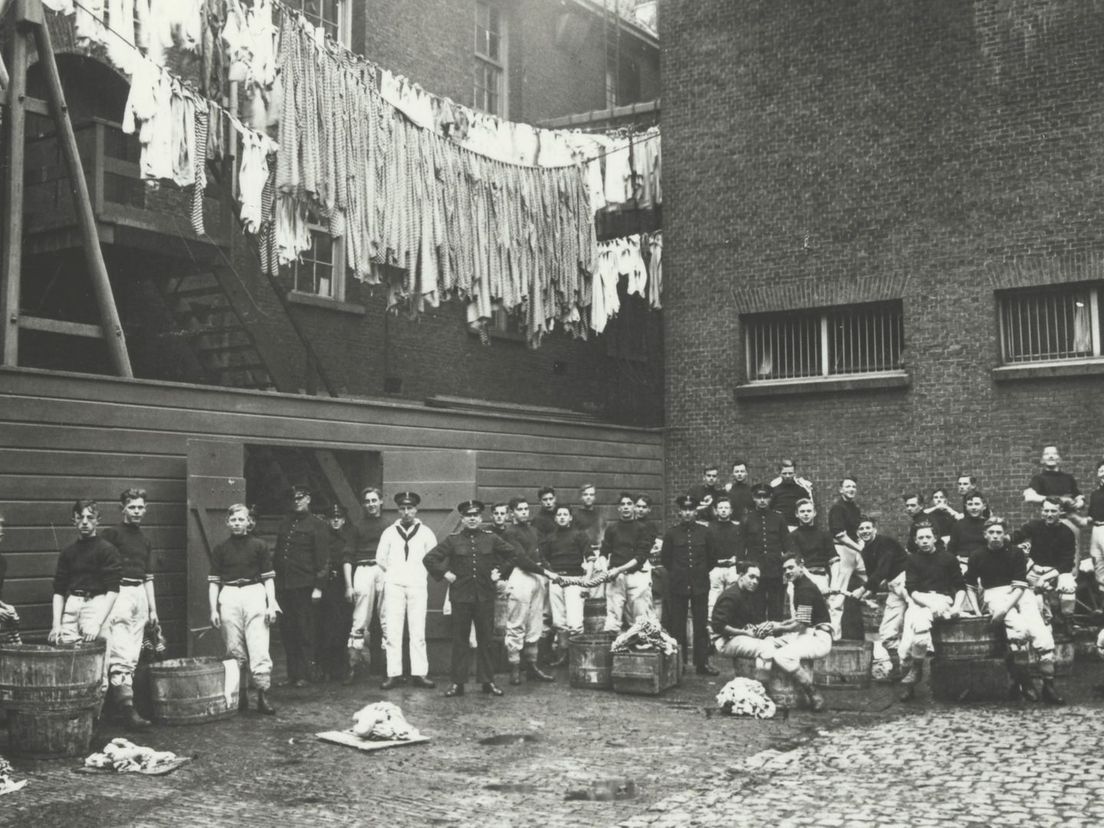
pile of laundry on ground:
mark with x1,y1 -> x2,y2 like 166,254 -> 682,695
715,678 -> 777,719
351,702 -> 421,741
610,619 -> 680,656
0,755 -> 27,796
84,739 -> 179,773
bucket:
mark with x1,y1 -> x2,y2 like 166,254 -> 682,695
583,597 -> 606,634
149,657 -> 238,724
765,659 -> 813,709
814,640 -> 873,689
932,615 -> 1005,661
568,632 -> 616,690
0,641 -> 106,758
493,594 -> 509,641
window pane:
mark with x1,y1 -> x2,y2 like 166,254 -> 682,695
827,302 -> 903,374
744,312 -> 822,380
1001,286 -> 1094,363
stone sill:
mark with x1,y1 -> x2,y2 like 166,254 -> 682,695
734,372 -> 910,399
287,291 -> 366,316
992,359 -> 1104,382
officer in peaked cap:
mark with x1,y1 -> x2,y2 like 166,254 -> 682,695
274,483 -> 329,686
394,492 -> 422,508
662,493 -> 720,675
317,502 -> 354,681
676,494 -> 699,511
424,498 -> 516,697
743,482 -> 791,620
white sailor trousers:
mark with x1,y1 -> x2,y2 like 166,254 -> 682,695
383,582 -> 428,677
219,583 -> 273,689
898,592 -> 953,661
107,583 -> 149,685
604,569 -> 653,632
984,585 -> 1054,661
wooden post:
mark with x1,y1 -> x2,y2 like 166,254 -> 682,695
0,10 -> 28,366
30,7 -> 132,377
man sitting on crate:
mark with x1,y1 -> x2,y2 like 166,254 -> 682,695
852,515 -> 910,682
965,516 -> 1064,705
764,553 -> 833,711
1013,498 -> 1080,628
898,522 -> 970,702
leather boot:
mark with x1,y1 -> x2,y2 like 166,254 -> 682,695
526,660 -> 555,682
793,667 -> 825,712
548,632 -> 569,667
885,651 -> 902,684
898,658 -> 921,702
116,685 -> 151,730
1007,653 -> 1038,701
256,688 -> 276,715
342,649 -> 358,685
509,664 -> 522,685
1039,661 -> 1065,705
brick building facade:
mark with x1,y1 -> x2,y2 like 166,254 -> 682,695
662,0 -> 1104,536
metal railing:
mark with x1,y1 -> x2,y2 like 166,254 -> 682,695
1000,286 -> 1100,363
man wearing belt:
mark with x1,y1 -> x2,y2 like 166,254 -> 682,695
425,500 -> 518,697
662,495 -> 720,675
49,500 -> 122,652
769,459 -> 814,532
539,505 -> 591,666
710,561 -> 771,673
827,477 -> 866,639
317,504 -> 354,682
344,487 -> 387,683
707,495 -> 745,631
208,503 -> 277,715
767,553 -> 832,712
377,492 -> 437,690
503,497 -> 555,685
853,516 -> 909,681
789,499 -> 835,602
899,523 -> 968,701
601,492 -> 657,631
967,516 -> 1063,705
100,488 -> 156,729
1013,498 -> 1079,622
743,484 -> 792,621
273,484 -> 329,687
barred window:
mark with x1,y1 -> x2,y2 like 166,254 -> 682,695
999,285 -> 1100,364
743,301 -> 905,382
474,2 -> 506,116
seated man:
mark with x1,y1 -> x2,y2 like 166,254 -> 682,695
711,561 -> 771,669
1013,498 -> 1078,621
899,522 -> 969,701
853,516 -> 909,682
968,517 -> 1063,705
707,495 -> 745,629
766,552 -> 832,712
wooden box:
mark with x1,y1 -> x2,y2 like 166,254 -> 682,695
611,648 -> 681,696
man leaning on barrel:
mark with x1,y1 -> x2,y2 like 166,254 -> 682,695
965,516 -> 1064,705
898,522 -> 969,702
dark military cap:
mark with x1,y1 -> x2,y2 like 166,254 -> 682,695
327,503 -> 348,518
291,484 -> 312,498
751,483 -> 773,497
394,492 -> 421,507
457,499 -> 486,516
675,494 -> 699,509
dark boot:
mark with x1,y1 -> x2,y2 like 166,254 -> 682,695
509,664 -> 522,685
1039,661 -> 1065,705
898,658 -> 922,702
526,660 -> 555,682
885,650 -> 902,684
342,648 -> 358,685
1007,652 -> 1038,701
548,632 -> 569,667
793,667 -> 825,712
256,689 -> 276,715
116,685 -> 151,730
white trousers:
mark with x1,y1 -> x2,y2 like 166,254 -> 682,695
899,592 -> 953,660
604,569 -> 654,632
880,591 -> 908,654
348,564 -> 385,659
983,585 -> 1054,661
58,593 -> 113,644
549,582 -> 585,638
218,583 -> 272,689
383,583 -> 428,677
107,584 -> 149,686
828,544 -> 866,639
772,629 -> 833,674
506,569 -> 545,662
717,635 -> 775,663
1090,526 -> 1104,590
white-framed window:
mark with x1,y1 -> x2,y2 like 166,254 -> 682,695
286,222 -> 346,302
998,284 -> 1101,364
474,1 -> 506,116
285,0 -> 351,47
743,300 -> 905,382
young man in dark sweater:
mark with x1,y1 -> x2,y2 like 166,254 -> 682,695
853,516 -> 909,681
344,486 -> 387,683
50,500 -> 122,650
789,499 -> 835,598
540,505 -> 590,666
601,493 -> 656,631
707,495 -> 745,631
1014,498 -> 1079,620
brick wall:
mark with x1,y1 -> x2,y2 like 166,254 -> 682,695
662,0 -> 1104,534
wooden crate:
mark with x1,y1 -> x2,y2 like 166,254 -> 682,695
611,648 -> 681,696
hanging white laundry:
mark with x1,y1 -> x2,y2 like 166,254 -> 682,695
42,0 -> 75,15
73,0 -> 106,48
121,59 -> 175,181
237,127 -> 278,234
619,235 -> 647,298
603,136 -> 632,205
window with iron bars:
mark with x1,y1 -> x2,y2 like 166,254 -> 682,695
998,284 -> 1101,364
474,1 -> 506,116
283,0 -> 351,46
743,301 -> 905,382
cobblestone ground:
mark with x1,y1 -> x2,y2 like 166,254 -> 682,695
2,659 -> 1103,827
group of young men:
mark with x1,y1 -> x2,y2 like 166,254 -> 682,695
22,442 -> 1103,727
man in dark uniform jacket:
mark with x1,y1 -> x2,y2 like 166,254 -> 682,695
661,495 -> 720,675
967,517 -> 1063,704
343,487 -> 387,683
273,484 -> 329,687
317,503 -> 354,682
743,484 -> 791,621
425,500 -> 518,697
769,459 -> 814,531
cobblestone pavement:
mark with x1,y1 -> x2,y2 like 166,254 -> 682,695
3,660 -> 1104,827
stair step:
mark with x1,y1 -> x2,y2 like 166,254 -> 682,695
194,342 -> 258,355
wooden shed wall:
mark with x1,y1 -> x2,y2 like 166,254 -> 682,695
0,368 -> 665,665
